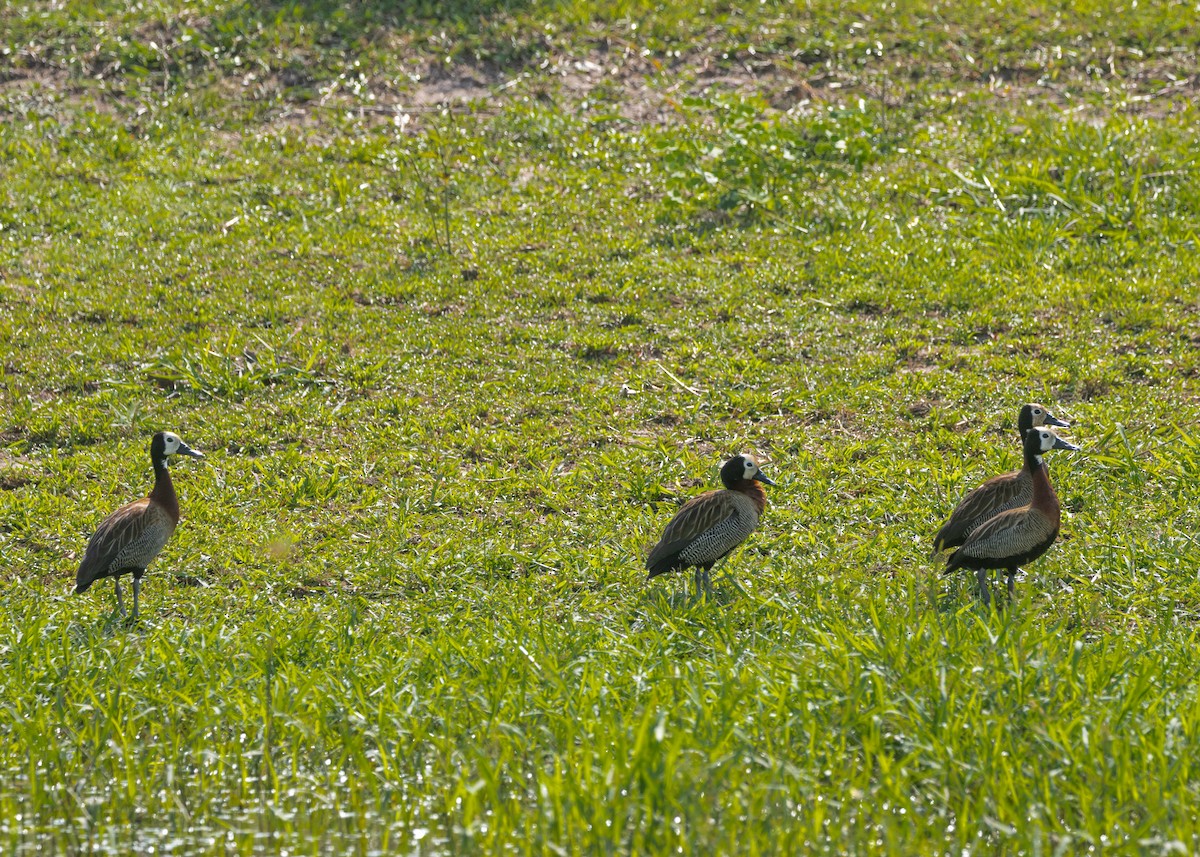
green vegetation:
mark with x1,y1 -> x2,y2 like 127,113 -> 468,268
2,1 -> 1200,852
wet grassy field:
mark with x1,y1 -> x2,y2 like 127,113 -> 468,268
2,1 -> 1200,853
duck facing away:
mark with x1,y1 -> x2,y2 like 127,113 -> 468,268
75,431 -> 204,618
945,427 -> 1079,605
647,454 -> 775,596
933,403 -> 1071,554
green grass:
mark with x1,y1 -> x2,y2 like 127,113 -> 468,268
3,1 -> 1200,853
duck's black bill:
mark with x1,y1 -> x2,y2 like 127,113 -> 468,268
1045,413 -> 1071,428
1052,436 -> 1080,451
755,472 -> 777,486
179,443 -> 205,459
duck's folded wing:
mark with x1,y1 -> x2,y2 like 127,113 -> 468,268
951,506 -> 1055,563
647,490 -> 733,572
934,472 -> 1027,551
75,499 -> 151,592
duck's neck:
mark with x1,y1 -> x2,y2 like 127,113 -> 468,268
1026,449 -> 1060,523
734,480 -> 768,516
149,460 -> 180,523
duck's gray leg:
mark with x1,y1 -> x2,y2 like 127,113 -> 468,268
131,574 -> 142,619
976,568 -> 991,607
694,566 -> 713,598
114,579 -> 126,616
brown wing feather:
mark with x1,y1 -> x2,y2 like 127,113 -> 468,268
949,506 -> 1056,565
647,490 -> 737,572
934,469 -> 1028,552
75,499 -> 152,592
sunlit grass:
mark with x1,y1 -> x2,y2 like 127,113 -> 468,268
2,0 -> 1200,853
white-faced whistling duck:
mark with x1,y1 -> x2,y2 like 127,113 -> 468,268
944,427 -> 1079,605
933,403 -> 1070,554
74,431 -> 204,619
647,454 -> 776,596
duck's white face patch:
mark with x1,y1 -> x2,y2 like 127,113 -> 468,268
162,432 -> 182,455
1036,430 -> 1056,452
1031,406 -> 1044,421
742,457 -> 759,479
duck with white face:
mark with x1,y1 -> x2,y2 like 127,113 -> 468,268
646,454 -> 777,597
1021,404 -> 1070,433
945,427 -> 1080,605
74,431 -> 204,619
933,402 -> 1073,555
